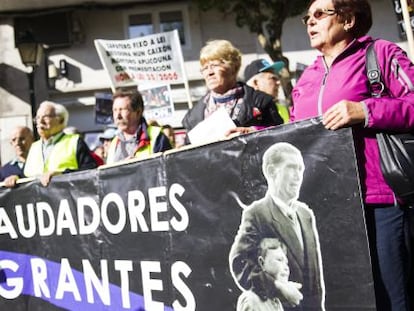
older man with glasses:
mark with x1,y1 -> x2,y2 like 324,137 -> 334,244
19,101 -> 97,187
0,126 -> 34,187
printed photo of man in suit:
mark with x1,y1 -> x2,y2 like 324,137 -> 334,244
229,142 -> 325,310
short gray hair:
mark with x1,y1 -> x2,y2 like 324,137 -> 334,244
262,142 -> 303,177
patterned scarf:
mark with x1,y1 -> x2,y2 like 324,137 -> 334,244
112,119 -> 150,162
204,84 -> 244,119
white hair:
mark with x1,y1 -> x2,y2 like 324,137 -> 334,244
39,101 -> 69,127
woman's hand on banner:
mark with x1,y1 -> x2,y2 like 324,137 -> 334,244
322,100 -> 366,130
225,127 -> 255,139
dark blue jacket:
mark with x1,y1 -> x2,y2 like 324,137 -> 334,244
0,161 -> 25,181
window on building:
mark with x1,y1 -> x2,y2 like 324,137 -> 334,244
127,6 -> 189,48
128,13 -> 153,38
160,11 -> 185,44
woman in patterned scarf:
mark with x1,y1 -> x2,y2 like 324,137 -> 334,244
182,40 -> 283,143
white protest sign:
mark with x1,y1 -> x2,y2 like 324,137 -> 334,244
95,30 -> 186,90
187,108 -> 236,145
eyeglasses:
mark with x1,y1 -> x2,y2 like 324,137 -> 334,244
11,137 -> 28,144
200,61 -> 225,74
34,114 -> 57,123
301,8 -> 337,25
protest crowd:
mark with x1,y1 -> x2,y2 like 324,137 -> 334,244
1,0 -> 414,310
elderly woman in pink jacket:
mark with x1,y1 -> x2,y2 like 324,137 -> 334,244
292,0 -> 414,310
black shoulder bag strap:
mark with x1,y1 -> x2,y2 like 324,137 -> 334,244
366,41 -> 414,204
366,41 -> 385,98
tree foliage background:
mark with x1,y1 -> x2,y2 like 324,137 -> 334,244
195,0 -> 309,102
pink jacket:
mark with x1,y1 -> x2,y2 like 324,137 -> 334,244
291,35 -> 414,204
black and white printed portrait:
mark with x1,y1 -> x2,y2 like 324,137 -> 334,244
229,142 -> 325,311
235,237 -> 291,311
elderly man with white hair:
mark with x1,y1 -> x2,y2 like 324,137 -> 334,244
22,100 -> 97,186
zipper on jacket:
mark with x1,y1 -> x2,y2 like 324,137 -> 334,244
391,58 -> 414,92
318,62 -> 329,116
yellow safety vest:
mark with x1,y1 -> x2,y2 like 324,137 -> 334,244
106,126 -> 162,164
24,134 -> 79,177
276,103 -> 290,124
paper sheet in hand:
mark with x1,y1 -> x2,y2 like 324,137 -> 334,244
187,108 -> 236,145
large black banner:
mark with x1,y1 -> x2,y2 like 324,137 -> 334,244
0,118 -> 375,310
